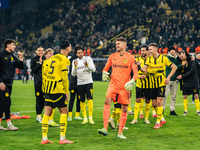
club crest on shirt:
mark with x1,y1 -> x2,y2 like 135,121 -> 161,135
123,59 -> 127,63
5,92 -> 9,97
36,92 -> 40,96
11,56 -> 15,62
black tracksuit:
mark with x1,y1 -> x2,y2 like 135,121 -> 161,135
0,50 -> 24,120
22,63 -> 29,83
31,55 -> 46,115
178,53 -> 199,94
68,56 -> 80,113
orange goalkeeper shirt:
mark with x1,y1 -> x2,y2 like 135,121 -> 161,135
103,52 -> 138,90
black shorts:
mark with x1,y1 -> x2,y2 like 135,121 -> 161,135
150,86 -> 166,99
70,86 -> 78,95
77,83 -> 93,102
44,93 -> 67,108
182,88 -> 199,95
136,87 -> 150,99
114,94 -> 121,108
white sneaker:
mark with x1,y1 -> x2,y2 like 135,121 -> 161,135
36,116 -> 42,123
123,127 -> 129,130
7,124 -> 18,131
144,119 -> 151,124
130,119 -> 137,124
0,125 -> 8,130
108,119 -> 116,129
117,133 -> 127,139
74,116 -> 83,120
67,116 -> 72,121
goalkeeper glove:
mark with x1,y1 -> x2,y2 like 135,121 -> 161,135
125,79 -> 135,91
102,71 -> 110,81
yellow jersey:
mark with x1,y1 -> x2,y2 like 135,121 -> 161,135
136,56 -> 150,89
43,54 -> 70,94
145,54 -> 172,88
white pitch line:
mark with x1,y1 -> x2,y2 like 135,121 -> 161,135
13,103 -> 195,113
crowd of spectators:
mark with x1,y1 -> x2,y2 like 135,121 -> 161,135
1,0 -> 200,60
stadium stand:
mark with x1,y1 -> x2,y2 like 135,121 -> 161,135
1,0 -> 200,58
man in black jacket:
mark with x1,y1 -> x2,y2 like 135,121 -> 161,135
22,60 -> 29,84
192,53 -> 200,102
0,39 -> 24,130
177,50 -> 200,116
31,46 -> 45,123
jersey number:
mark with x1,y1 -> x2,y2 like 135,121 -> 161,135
49,61 -> 56,74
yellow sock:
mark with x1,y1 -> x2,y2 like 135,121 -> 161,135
37,114 -> 42,118
195,99 -> 199,111
183,99 -> 188,112
80,101 -> 87,119
150,100 -> 156,115
144,103 -> 150,120
116,108 -> 121,124
110,108 -> 116,119
127,104 -> 132,112
75,112 -> 80,117
156,106 -> 163,123
42,114 -> 49,139
60,114 -> 67,139
68,112 -> 72,117
134,102 -> 140,120
87,99 -> 93,118
140,98 -> 144,115
49,108 -> 55,121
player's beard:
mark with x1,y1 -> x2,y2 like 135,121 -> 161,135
116,47 -> 122,52
142,54 -> 146,57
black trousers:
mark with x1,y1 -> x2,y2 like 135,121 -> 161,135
34,86 -> 45,115
0,85 -> 12,120
23,74 -> 29,83
68,87 -> 80,112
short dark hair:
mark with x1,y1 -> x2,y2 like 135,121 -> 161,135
115,37 -> 127,43
60,40 -> 70,50
75,45 -> 83,54
141,45 -> 148,50
4,39 -> 16,49
148,43 -> 159,48
178,50 -> 185,55
168,46 -> 176,52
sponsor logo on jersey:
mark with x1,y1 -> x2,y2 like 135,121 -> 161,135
112,64 -> 128,68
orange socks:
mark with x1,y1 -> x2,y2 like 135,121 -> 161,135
118,111 -> 127,134
103,104 -> 110,130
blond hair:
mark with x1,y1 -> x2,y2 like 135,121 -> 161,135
44,48 -> 54,55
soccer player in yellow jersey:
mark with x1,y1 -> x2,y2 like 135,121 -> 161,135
42,48 -> 59,127
41,40 -> 73,144
141,43 -> 177,129
130,45 -> 151,124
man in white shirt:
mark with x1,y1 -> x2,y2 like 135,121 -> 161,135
72,46 -> 96,124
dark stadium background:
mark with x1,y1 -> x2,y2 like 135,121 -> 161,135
0,0 -> 200,80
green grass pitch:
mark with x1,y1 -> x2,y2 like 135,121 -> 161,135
0,80 -> 200,150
